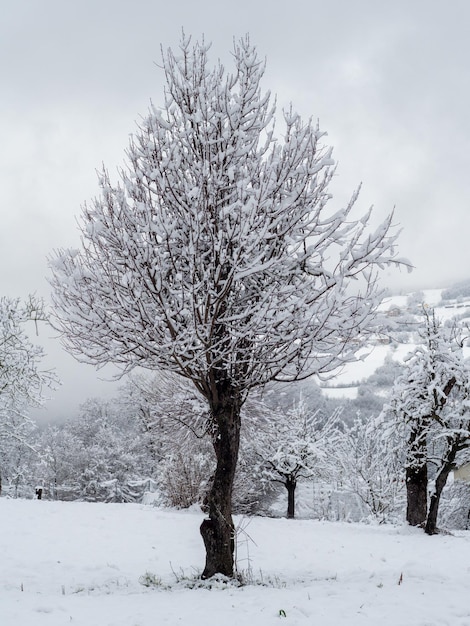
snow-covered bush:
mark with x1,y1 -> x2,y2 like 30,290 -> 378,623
158,451 -> 212,509
328,415 -> 405,523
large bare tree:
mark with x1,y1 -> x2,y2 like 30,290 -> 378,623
49,35 -> 408,578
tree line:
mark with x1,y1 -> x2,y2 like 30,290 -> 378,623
2,308 -> 470,538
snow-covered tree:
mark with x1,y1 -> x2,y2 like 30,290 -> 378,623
49,36 -> 409,577
255,398 -> 336,518
36,424 -> 79,500
0,409 -> 38,497
386,308 -> 470,533
0,296 -> 57,494
69,398 -> 151,502
329,414 -> 405,522
35,396 -> 153,502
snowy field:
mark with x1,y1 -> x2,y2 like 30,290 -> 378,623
1,499 -> 470,626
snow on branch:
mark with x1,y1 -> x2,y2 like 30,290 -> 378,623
49,35 -> 410,401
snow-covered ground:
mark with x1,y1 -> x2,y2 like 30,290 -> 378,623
1,498 -> 470,626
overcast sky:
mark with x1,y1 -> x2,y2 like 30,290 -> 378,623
2,0 -> 470,420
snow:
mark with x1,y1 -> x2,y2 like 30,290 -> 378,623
1,498 -> 470,625
320,289 -> 470,392
322,385 -> 358,399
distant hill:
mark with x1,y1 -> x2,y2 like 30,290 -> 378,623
441,278 -> 470,302
320,283 -> 470,401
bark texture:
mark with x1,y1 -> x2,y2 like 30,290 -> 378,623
200,384 -> 241,579
406,464 -> 428,526
285,476 -> 297,519
406,423 -> 428,527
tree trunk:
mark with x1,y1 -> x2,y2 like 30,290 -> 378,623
406,463 -> 428,526
285,476 -> 296,519
406,423 -> 428,526
425,445 -> 458,535
200,384 -> 241,579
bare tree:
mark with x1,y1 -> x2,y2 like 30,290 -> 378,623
49,35 -> 408,577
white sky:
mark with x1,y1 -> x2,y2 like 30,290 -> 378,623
2,0 -> 470,420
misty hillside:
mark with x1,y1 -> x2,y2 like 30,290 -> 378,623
319,286 -> 470,400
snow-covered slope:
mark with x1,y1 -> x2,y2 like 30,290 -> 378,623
321,288 -> 470,398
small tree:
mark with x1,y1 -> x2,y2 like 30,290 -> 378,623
255,399 -> 336,518
49,36 -> 408,577
387,308 -> 470,532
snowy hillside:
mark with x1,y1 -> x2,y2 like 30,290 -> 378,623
321,288 -> 470,398
1,498 -> 470,626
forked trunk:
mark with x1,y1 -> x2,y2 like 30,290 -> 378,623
406,423 -> 428,527
425,446 -> 458,535
285,476 -> 296,519
200,385 -> 241,579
